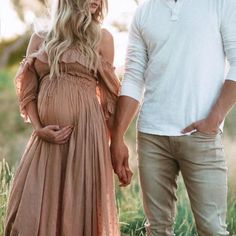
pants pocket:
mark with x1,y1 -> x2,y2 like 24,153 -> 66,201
191,129 -> 222,139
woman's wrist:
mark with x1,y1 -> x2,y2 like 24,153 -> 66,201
34,125 -> 43,136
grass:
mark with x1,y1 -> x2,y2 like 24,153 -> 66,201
116,172 -> 236,236
0,67 -> 32,166
1,159 -> 236,236
0,159 -> 13,235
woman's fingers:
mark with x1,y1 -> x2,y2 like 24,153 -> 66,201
54,126 -> 73,141
40,125 -> 73,144
57,128 -> 72,138
57,134 -> 72,144
55,132 -> 72,143
57,138 -> 70,145
46,125 -> 61,131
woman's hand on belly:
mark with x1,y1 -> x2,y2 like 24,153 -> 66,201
35,125 -> 73,144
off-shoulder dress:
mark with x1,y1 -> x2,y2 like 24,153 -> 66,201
4,40 -> 120,236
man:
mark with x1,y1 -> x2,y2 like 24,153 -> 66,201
110,0 -> 236,235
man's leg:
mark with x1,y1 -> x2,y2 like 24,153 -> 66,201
137,132 -> 180,236
178,132 -> 229,236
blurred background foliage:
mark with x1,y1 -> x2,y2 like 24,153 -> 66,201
0,0 -> 236,235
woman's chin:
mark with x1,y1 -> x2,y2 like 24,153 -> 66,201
90,8 -> 97,14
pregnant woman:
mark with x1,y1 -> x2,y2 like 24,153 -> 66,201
4,0 -> 121,235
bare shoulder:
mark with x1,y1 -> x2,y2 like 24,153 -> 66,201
99,28 -> 114,63
101,28 -> 114,44
26,31 -> 45,56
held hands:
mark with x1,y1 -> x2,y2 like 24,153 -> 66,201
110,139 -> 133,187
35,125 -> 73,144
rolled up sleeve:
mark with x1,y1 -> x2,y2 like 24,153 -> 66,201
221,0 -> 236,82
120,7 -> 148,102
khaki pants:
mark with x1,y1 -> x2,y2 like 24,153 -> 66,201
137,131 -> 229,236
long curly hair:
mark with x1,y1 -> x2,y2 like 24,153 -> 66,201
43,0 -> 108,78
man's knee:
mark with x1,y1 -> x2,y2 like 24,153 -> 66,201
197,218 -> 229,236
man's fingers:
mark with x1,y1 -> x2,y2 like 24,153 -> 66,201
125,169 -> 133,185
119,169 -> 133,187
181,123 -> 196,134
112,158 -> 123,176
124,158 -> 132,171
116,166 -> 125,180
118,167 -> 128,187
123,158 -> 133,185
124,158 -> 131,172
110,141 -> 130,186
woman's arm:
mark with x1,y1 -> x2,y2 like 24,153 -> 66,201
99,29 -> 115,64
23,33 -> 43,130
98,29 -> 116,131
20,33 -> 73,144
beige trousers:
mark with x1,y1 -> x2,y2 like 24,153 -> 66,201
137,131 -> 229,236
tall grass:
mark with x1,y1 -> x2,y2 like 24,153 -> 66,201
117,172 -> 236,236
1,159 -> 236,236
0,159 -> 13,235
0,67 -> 32,166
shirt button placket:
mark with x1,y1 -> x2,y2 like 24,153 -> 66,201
171,8 -> 179,21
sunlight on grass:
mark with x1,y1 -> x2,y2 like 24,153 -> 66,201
1,157 -> 236,236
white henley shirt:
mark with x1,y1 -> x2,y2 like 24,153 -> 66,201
121,0 -> 236,136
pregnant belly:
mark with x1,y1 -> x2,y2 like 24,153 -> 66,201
37,77 -> 97,126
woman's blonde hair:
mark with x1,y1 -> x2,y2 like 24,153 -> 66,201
43,0 -> 108,78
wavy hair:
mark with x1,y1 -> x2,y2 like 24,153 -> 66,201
42,0 -> 108,78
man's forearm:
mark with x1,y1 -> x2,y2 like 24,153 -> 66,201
208,80 -> 236,125
111,96 -> 140,140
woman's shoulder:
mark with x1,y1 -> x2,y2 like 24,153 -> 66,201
99,28 -> 114,64
101,28 -> 113,43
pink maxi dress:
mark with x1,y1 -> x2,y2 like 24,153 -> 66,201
4,41 -> 120,236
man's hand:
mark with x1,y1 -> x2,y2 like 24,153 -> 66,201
109,96 -> 139,187
182,115 -> 220,135
110,139 -> 133,187
35,125 -> 73,144
183,80 -> 236,135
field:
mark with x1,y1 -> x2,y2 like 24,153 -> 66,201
1,157 -> 236,236
0,66 -> 236,235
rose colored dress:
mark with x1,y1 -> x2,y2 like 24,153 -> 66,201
4,45 -> 120,236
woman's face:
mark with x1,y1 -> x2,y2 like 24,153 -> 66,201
90,0 -> 101,14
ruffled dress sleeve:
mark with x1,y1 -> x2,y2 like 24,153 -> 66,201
15,56 -> 39,122
97,58 -> 121,121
